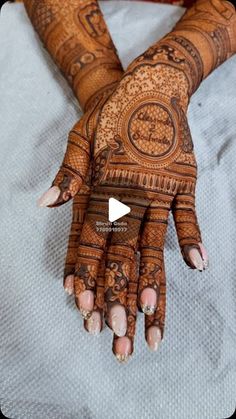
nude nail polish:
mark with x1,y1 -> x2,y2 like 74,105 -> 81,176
147,326 -> 162,352
37,186 -> 60,207
78,290 -> 94,319
198,243 -> 209,269
140,288 -> 157,315
86,311 -> 101,336
187,247 -> 204,271
110,305 -> 127,337
64,275 -> 74,296
114,336 -> 132,363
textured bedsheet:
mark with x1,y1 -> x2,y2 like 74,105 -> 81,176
0,1 -> 236,418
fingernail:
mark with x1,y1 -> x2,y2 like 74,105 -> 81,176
140,288 -> 157,315
187,247 -> 204,271
64,275 -> 74,295
198,243 -> 209,269
116,354 -> 129,363
109,305 -> 127,337
147,326 -> 162,351
86,311 -> 101,336
37,186 -> 60,207
78,290 -> 94,319
114,336 -> 132,363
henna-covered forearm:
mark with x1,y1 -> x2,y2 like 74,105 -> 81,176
127,0 -> 236,97
23,0 -> 123,111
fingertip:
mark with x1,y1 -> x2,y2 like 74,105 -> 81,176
140,288 -> 157,315
64,274 -> 74,295
109,305 -> 127,337
146,326 -> 162,352
114,336 -> 132,363
198,242 -> 209,269
85,311 -> 102,336
37,186 -> 60,207
183,245 -> 205,271
77,290 -> 94,319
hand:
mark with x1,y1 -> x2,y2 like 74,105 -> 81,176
27,0 -> 163,361
57,112 -> 171,361
64,198 -> 168,362
36,1 -> 235,360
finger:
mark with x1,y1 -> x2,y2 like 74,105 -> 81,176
145,260 -> 166,352
84,310 -> 102,336
113,252 -> 139,363
138,200 -> 171,315
172,193 -> 208,270
105,201 -> 146,337
63,188 -> 90,296
37,117 -> 90,208
84,253 -> 106,335
64,275 -> 74,296
74,195 -> 109,319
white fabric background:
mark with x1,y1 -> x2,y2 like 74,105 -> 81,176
0,1 -> 236,418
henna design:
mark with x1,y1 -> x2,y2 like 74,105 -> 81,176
104,260 -> 130,308
112,251 -> 139,355
64,188 -> 90,279
145,261 -> 166,340
23,0 -> 123,111
27,0 -> 236,354
74,0 -> 236,315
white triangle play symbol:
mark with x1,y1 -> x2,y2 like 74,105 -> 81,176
108,197 -> 131,222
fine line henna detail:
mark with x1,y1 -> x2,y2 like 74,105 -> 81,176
66,0 -> 236,329
30,1 -> 235,360
23,0 -> 124,111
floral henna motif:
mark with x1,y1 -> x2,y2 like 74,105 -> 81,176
112,252 -> 139,356
145,271 -> 166,340
104,260 -> 130,310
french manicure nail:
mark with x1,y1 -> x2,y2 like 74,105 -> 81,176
86,311 -> 101,335
78,290 -> 94,319
80,308 -> 93,320
110,305 -> 127,337
64,287 -> 73,296
64,275 -> 74,295
188,248 -> 204,271
198,243 -> 209,269
140,288 -> 157,315
114,336 -> 132,363
37,186 -> 60,207
116,353 -> 129,363
147,326 -> 162,352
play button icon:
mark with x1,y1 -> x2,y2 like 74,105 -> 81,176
108,197 -> 131,222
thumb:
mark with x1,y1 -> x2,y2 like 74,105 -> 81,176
37,118 -> 91,208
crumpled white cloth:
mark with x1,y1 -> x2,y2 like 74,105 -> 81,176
0,2 -> 236,418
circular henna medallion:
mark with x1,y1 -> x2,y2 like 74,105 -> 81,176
128,103 -> 175,157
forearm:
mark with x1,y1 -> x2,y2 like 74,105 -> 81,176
23,0 -> 123,111
127,0 -> 236,99
172,0 -> 236,85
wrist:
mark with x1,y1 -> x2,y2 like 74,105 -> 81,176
172,0 -> 236,83
127,0 -> 236,99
